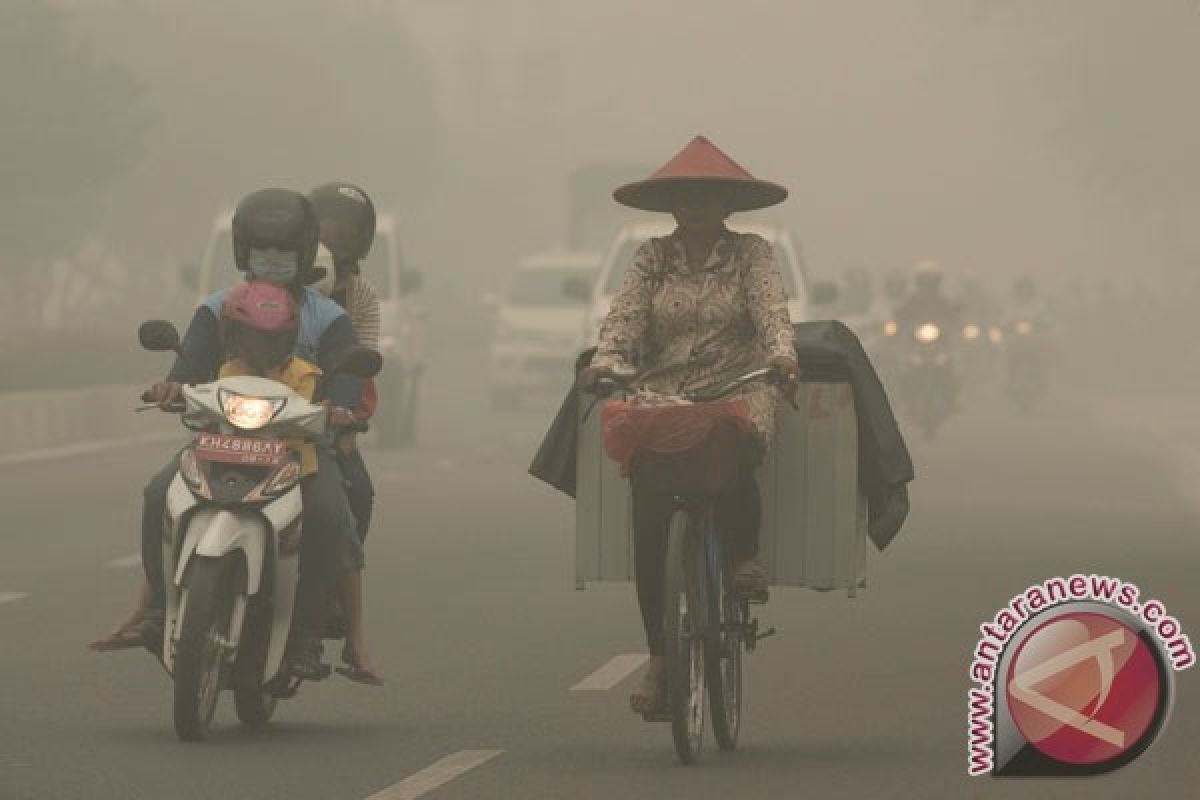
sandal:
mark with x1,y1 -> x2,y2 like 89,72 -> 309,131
88,624 -> 146,652
285,638 -> 332,681
336,642 -> 384,687
629,660 -> 667,720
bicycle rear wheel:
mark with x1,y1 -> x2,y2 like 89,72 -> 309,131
663,508 -> 707,764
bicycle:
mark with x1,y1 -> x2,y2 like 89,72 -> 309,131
591,366 -> 784,764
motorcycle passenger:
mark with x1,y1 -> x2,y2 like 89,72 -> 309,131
576,136 -> 800,717
94,189 -> 363,681
308,181 -> 383,686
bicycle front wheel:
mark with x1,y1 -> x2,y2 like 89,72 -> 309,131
708,583 -> 744,751
663,508 -> 707,764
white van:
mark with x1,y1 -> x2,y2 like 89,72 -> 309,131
487,249 -> 599,409
194,209 -> 425,447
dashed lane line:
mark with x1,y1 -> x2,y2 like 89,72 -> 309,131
0,592 -> 30,607
570,653 -> 649,691
362,750 -> 504,800
105,553 -> 142,569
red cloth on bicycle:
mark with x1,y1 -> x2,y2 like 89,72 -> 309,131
600,398 -> 753,478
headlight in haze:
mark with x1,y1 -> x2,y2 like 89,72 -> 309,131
914,323 -> 941,344
218,390 -> 283,431
988,326 -> 1004,344
1015,320 -> 1034,336
962,324 -> 981,341
883,320 -> 898,337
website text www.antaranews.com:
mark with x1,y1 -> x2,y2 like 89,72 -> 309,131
966,574 -> 1195,776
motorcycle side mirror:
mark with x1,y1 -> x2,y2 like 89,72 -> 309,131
809,281 -> 840,306
335,347 -> 383,379
139,320 -> 182,355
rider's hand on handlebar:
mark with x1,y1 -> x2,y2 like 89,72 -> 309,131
142,381 -> 183,408
768,355 -> 801,408
328,405 -> 359,429
576,365 -> 615,392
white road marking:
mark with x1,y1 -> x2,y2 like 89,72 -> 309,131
363,750 -> 504,800
0,432 -> 177,468
0,592 -> 30,607
570,653 -> 649,691
105,553 -> 142,569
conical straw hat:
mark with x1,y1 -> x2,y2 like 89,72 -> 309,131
613,135 -> 787,212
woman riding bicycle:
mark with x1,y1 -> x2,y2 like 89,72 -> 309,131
576,136 -> 800,716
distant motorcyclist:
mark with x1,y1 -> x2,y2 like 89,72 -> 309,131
893,259 -> 961,334
1003,275 -> 1051,411
890,260 -> 962,437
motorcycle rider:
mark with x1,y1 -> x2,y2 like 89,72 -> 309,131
93,189 -> 363,680
893,259 -> 961,334
307,181 -> 382,685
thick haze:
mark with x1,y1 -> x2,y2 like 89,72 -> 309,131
4,0 -> 1199,384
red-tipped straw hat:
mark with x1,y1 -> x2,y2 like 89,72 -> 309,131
613,135 -> 787,213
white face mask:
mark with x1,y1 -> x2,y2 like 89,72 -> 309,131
247,248 -> 300,285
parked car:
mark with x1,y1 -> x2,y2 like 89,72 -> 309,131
487,249 -> 600,409
575,220 -> 836,347
195,209 -> 425,447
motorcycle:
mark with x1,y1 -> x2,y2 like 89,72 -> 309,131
889,319 -> 957,440
137,319 -> 380,740
1003,317 -> 1049,413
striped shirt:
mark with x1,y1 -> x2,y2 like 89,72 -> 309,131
332,275 -> 381,350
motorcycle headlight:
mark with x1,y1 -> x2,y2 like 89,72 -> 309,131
218,390 -> 284,431
883,320 -> 898,337
914,323 -> 941,344
962,324 -> 981,341
988,326 -> 1005,344
1015,320 -> 1034,336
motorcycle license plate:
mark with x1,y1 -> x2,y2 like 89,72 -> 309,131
194,433 -> 288,466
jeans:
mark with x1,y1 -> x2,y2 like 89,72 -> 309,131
141,446 -> 358,645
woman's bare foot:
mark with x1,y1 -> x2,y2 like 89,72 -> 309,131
629,656 -> 665,716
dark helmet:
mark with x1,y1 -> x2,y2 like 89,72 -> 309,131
308,182 -> 376,264
231,188 -> 320,274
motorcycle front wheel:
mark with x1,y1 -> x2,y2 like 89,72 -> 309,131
174,555 -> 237,741
233,597 -> 277,728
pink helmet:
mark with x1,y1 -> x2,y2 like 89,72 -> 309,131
222,280 -> 298,332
